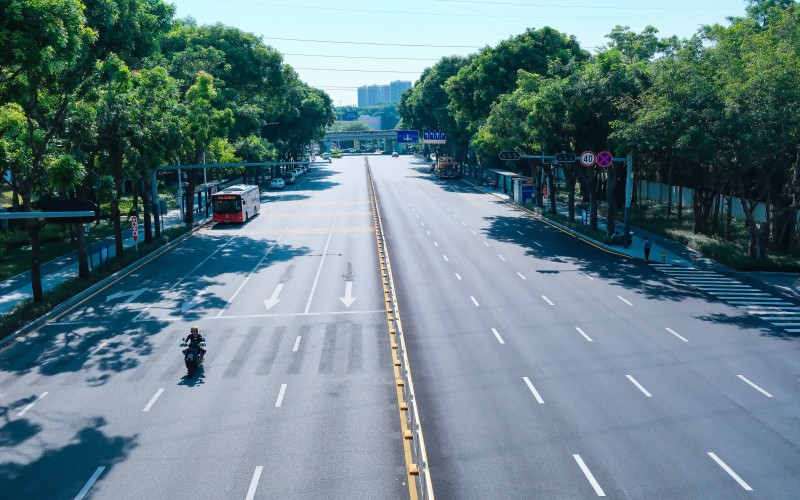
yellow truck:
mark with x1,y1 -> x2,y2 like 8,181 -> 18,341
434,156 -> 458,178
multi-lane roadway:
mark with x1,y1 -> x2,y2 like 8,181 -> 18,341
1,153 -> 799,499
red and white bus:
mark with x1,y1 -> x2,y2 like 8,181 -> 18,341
211,184 -> 261,223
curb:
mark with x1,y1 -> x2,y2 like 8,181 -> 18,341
0,220 -> 210,350
462,179 -> 634,260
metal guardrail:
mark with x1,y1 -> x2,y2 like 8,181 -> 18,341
365,157 -> 434,500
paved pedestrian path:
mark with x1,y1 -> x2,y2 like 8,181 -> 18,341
0,208 -> 206,316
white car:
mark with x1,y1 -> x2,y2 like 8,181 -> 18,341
392,151 -> 399,157
269,177 -> 285,189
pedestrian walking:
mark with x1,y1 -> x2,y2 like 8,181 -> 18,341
644,237 -> 652,261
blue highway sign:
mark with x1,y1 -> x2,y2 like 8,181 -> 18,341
396,130 -> 420,143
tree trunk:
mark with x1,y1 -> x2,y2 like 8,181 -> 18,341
27,218 -> 45,302
606,165 -> 618,239
76,223 -> 89,278
547,166 -> 556,214
110,141 -> 125,260
667,156 -> 674,218
677,185 -> 683,224
725,181 -> 733,241
143,174 -> 153,244
566,167 -> 576,223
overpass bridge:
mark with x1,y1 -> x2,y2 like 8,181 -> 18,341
324,129 -> 397,142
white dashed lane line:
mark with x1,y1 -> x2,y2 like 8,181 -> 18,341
483,241 -> 490,247
455,273 -> 462,280
517,272 -> 526,280
470,296 -> 480,307
74,467 -> 106,500
665,327 -> 689,343
626,375 -> 653,397
491,328 -> 505,344
708,452 -> 753,491
542,296 -> 554,306
246,466 -> 264,500
575,327 -> 593,342
498,255 -> 506,261
523,377 -> 545,404
17,392 -> 48,417
617,295 -> 633,306
737,375 -> 773,398
573,454 -> 606,497
275,383 -> 288,407
142,388 -> 165,412
443,255 -> 449,262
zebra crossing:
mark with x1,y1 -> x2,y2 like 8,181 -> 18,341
650,263 -> 800,334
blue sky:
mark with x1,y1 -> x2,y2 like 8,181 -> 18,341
167,0 -> 748,106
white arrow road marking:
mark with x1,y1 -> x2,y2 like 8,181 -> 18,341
340,281 -> 357,308
264,284 -> 284,310
181,288 -> 208,313
106,288 -> 146,313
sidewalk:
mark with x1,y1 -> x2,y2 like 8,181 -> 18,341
469,180 -> 800,296
0,207 -> 208,316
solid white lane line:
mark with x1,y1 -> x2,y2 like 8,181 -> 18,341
455,273 -> 462,280
665,328 -> 689,343
584,274 -> 595,281
304,232 -> 333,314
617,295 -> 633,306
626,375 -> 653,397
573,454 -> 606,497
517,272 -> 527,280
517,231 -> 524,235
74,466 -> 106,500
523,377 -> 545,404
708,452 -> 753,491
737,375 -> 773,398
471,296 -> 480,307
483,241 -> 490,247
293,336 -> 302,352
542,295 -> 554,306
498,255 -> 506,261
275,384 -> 288,407
434,242 -> 439,247
443,255 -> 449,262
492,328 -> 505,344
17,392 -> 48,417
245,466 -> 264,500
142,388 -> 165,412
575,327 -> 593,342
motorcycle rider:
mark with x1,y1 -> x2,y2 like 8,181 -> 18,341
184,325 -> 206,361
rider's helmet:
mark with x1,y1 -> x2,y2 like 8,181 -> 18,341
190,325 -> 199,335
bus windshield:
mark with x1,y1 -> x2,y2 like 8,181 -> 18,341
213,197 -> 241,214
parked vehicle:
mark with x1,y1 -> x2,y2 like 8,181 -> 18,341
282,171 -> 296,184
392,151 -> 399,157
269,177 -> 285,189
322,152 -> 331,161
434,157 -> 458,178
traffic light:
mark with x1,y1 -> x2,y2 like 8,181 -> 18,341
498,151 -> 521,161
555,152 -> 576,163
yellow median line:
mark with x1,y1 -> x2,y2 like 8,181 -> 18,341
367,160 -> 431,500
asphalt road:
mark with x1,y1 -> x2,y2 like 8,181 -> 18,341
369,154 -> 800,499
0,157 -> 407,499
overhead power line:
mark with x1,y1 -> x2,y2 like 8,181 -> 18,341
432,0 -> 733,11
265,36 -> 481,49
284,53 -> 439,61
295,67 -> 423,74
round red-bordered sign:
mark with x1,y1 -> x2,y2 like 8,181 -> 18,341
596,151 -> 613,167
579,151 -> 595,167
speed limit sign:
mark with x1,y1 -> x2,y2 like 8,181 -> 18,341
580,151 -> 596,167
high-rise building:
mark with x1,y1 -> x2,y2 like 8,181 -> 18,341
357,80 -> 412,107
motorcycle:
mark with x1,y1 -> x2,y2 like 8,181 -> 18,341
180,340 -> 206,377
